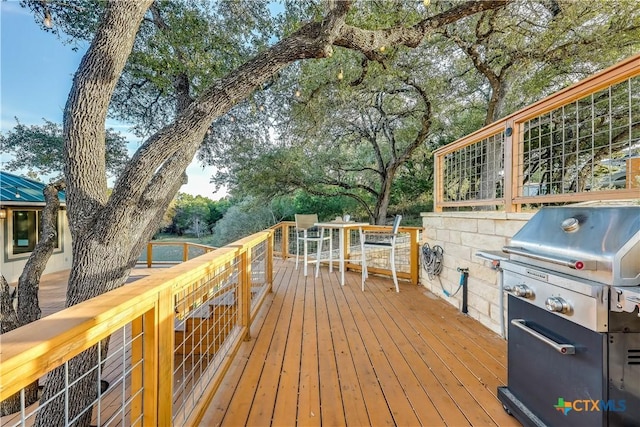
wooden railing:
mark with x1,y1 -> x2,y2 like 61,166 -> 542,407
271,221 -> 422,285
0,231 -> 273,426
434,53 -> 640,212
140,241 -> 217,268
0,220 -> 421,426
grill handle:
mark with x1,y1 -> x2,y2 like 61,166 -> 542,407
502,246 -> 595,270
511,319 -> 575,355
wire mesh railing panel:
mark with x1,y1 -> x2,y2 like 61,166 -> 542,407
288,225 -> 298,258
250,240 -> 269,311
346,228 -> 413,276
443,132 -> 505,202
351,234 -> 412,275
272,225 -> 283,254
518,75 -> 640,197
1,322 -> 145,427
172,257 -> 241,426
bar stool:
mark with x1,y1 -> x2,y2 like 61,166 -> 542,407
294,214 -> 332,277
360,215 -> 402,292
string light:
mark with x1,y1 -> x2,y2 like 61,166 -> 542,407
337,69 -> 344,80
43,10 -> 53,28
295,90 -> 301,97
423,0 -> 431,6
379,46 -> 386,52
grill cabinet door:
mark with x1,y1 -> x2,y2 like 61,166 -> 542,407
507,296 -> 607,427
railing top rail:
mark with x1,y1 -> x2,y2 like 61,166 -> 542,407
148,241 -> 217,250
433,119 -> 506,156
361,225 -> 422,232
273,222 -> 420,230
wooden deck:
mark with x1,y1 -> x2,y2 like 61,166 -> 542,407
9,260 -> 519,426
201,259 -> 519,427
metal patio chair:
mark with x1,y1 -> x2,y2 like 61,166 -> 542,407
360,215 -> 402,292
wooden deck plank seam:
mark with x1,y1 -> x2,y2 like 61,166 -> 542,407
362,274 -> 518,426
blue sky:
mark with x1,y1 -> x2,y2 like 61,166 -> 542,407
0,1 -> 225,199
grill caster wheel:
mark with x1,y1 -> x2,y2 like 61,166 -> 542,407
503,405 -> 512,416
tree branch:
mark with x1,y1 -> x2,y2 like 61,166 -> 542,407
334,0 -> 510,52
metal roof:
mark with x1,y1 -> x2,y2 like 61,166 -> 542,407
0,171 -> 66,204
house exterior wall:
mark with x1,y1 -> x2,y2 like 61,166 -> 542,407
420,211 -> 533,334
1,208 -> 73,284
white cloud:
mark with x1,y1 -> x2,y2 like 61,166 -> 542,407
180,162 -> 227,200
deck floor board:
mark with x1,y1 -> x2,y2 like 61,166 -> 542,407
203,259 -> 519,426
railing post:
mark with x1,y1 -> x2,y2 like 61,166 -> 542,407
183,243 -> 189,262
156,288 -> 175,425
343,227 -> 351,268
267,231 -> 274,293
434,152 -> 443,212
147,243 -> 153,268
409,229 -> 420,285
238,248 -> 251,341
504,121 -> 524,212
282,223 -> 290,259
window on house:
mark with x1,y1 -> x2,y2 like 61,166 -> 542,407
12,210 -> 59,255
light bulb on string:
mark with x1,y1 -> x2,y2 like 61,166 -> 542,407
337,69 -> 344,80
43,11 -> 53,28
423,0 -> 431,7
295,90 -> 301,97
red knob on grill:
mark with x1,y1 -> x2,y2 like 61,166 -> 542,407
575,261 -> 584,270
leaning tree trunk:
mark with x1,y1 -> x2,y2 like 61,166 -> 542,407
0,179 -> 65,415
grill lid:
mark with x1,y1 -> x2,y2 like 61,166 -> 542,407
504,206 -> 640,286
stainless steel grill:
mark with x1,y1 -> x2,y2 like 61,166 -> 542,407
496,206 -> 640,427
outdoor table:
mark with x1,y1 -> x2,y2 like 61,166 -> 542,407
314,221 -> 369,286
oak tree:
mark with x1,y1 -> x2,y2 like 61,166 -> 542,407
18,1 -> 510,425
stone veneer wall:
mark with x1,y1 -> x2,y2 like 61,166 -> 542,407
420,211 -> 534,335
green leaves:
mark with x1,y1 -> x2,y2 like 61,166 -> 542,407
0,119 -> 129,179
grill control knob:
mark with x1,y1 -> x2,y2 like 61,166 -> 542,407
514,285 -> 534,298
546,297 -> 570,314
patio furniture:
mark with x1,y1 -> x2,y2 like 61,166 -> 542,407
314,219 -> 369,286
294,214 -> 332,277
360,215 -> 402,292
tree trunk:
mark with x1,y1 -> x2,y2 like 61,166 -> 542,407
0,179 -> 65,415
374,174 -> 393,225
0,275 -> 32,417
